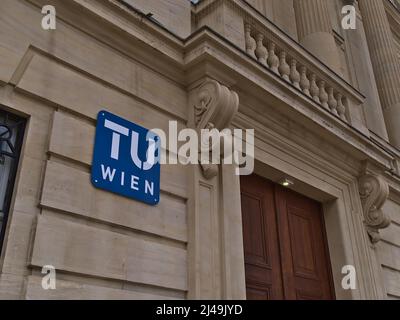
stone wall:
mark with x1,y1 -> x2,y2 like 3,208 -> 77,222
378,198 -> 400,299
1,0 -> 400,301
121,0 -> 191,38
0,0 -> 189,299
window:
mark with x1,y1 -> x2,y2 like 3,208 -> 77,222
0,109 -> 25,255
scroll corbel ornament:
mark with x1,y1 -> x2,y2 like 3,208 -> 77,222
359,174 -> 390,244
193,80 -> 239,179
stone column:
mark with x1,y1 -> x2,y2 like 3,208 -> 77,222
358,0 -> 400,148
188,79 -> 245,299
293,0 -> 342,73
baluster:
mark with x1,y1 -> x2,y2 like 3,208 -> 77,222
328,87 -> 338,116
310,74 -> 320,103
278,51 -> 290,81
267,42 -> 279,74
336,93 -> 347,121
299,66 -> 310,96
290,59 -> 301,89
244,24 -> 256,59
255,33 -> 268,66
319,81 -> 329,109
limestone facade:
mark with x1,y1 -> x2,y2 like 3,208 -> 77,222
0,0 -> 400,299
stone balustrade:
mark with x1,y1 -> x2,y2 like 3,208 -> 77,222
244,22 -> 348,122
193,0 -> 367,134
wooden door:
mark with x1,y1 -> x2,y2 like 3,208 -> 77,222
240,174 -> 284,300
240,174 -> 335,300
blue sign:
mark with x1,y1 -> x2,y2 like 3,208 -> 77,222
91,111 -> 160,205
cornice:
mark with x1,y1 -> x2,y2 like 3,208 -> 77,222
23,0 -> 400,177
184,28 -> 396,172
191,0 -> 365,103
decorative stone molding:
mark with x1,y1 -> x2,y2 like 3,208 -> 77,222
359,174 -> 391,243
192,79 -> 239,179
244,23 -> 351,123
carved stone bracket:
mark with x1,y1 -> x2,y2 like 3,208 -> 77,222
359,173 -> 391,244
192,79 -> 239,179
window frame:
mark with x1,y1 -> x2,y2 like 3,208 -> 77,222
0,108 -> 26,257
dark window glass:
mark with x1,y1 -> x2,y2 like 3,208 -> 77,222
0,109 -> 25,255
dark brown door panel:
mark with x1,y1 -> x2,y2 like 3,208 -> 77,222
241,174 -> 335,300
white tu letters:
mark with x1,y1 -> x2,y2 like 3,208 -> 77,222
104,119 -> 156,170
104,119 -> 129,160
